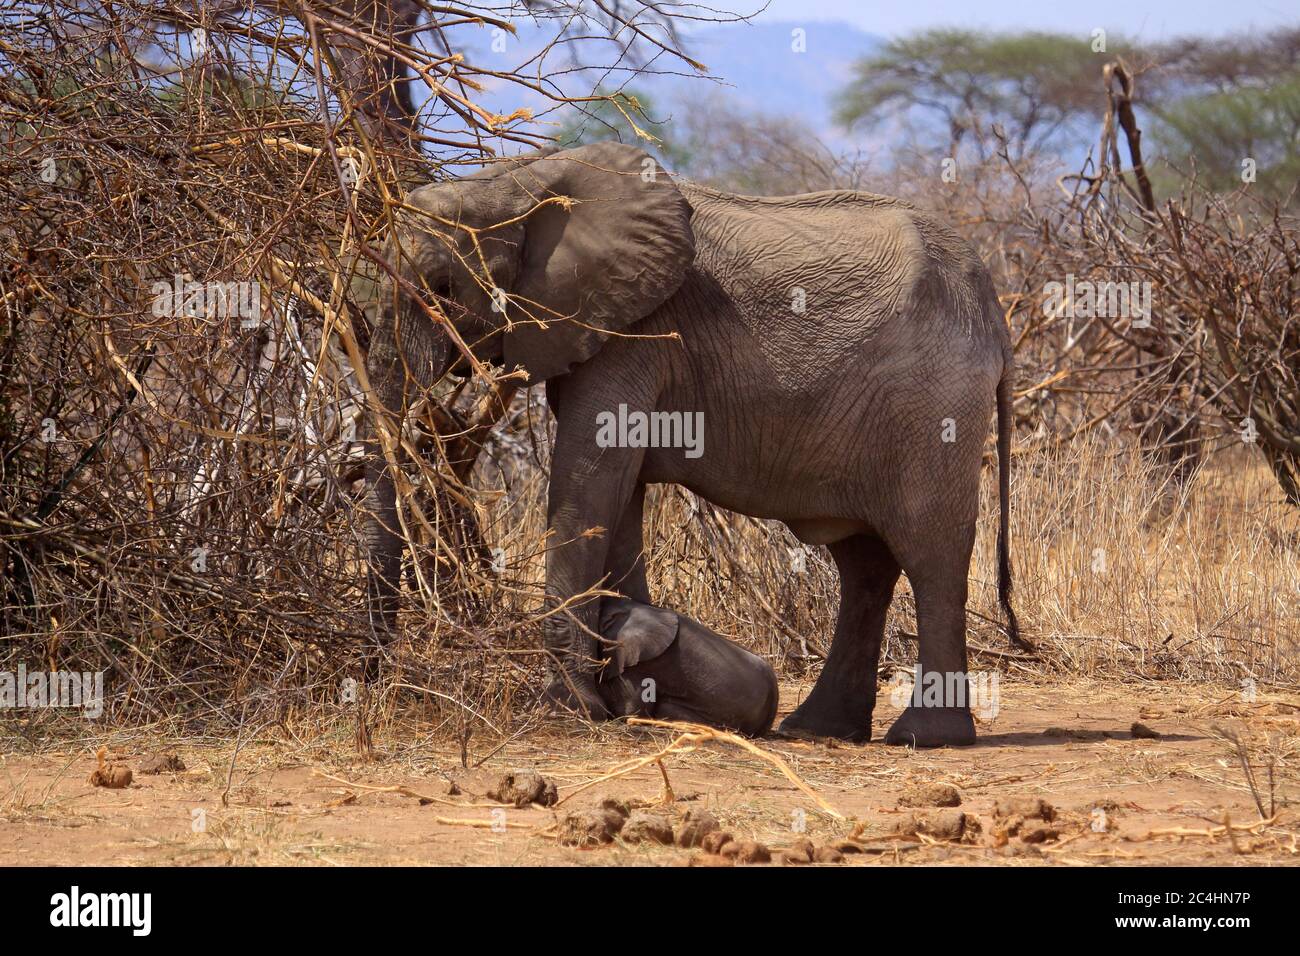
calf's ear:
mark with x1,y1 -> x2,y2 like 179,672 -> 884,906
599,598 -> 680,675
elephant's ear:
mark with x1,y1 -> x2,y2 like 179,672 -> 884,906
599,598 -> 679,676
500,143 -> 695,383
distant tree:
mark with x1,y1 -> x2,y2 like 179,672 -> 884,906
835,29 -> 1134,160
559,89 -> 869,194
1144,29 -> 1300,97
1145,31 -> 1300,204
1150,78 -> 1300,199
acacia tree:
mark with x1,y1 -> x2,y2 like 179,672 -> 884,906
1146,30 -> 1300,205
835,29 -> 1132,161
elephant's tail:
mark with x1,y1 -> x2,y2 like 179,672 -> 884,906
997,355 -> 1033,653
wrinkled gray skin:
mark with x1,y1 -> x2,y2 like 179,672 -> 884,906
365,142 -> 1019,747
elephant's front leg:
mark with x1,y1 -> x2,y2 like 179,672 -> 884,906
602,483 -> 651,604
543,404 -> 648,720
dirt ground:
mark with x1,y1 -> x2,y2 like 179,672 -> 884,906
2,678 -> 1297,866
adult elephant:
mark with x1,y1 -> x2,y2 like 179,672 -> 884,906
364,142 -> 1023,747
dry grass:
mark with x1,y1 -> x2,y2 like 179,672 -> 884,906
990,436 -> 1298,682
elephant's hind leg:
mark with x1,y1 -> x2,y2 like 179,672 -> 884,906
778,534 -> 900,742
883,523 -> 979,747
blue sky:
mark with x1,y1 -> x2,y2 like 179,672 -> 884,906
720,0 -> 1297,40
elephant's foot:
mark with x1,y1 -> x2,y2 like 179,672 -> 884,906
883,705 -> 976,748
544,671 -> 610,721
778,701 -> 874,743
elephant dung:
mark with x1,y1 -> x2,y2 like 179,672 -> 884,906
599,796 -> 633,817
89,747 -> 131,789
700,830 -> 734,854
89,763 -> 132,789
891,809 -> 981,843
993,796 -> 1056,824
781,838 -> 815,864
1019,825 -> 1062,844
897,781 -> 962,808
558,806 -> 627,847
139,753 -> 186,775
621,811 -> 675,845
719,840 -> 771,864
993,796 -> 1058,843
673,808 -> 721,848
487,770 -> 558,808
813,845 -> 845,864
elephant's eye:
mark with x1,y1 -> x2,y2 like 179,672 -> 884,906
430,279 -> 452,300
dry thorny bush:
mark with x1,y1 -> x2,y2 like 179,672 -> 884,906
0,5 -> 1296,749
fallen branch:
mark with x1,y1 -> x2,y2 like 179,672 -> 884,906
1135,814 -> 1281,841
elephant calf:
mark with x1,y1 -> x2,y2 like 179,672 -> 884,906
593,597 -> 779,737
